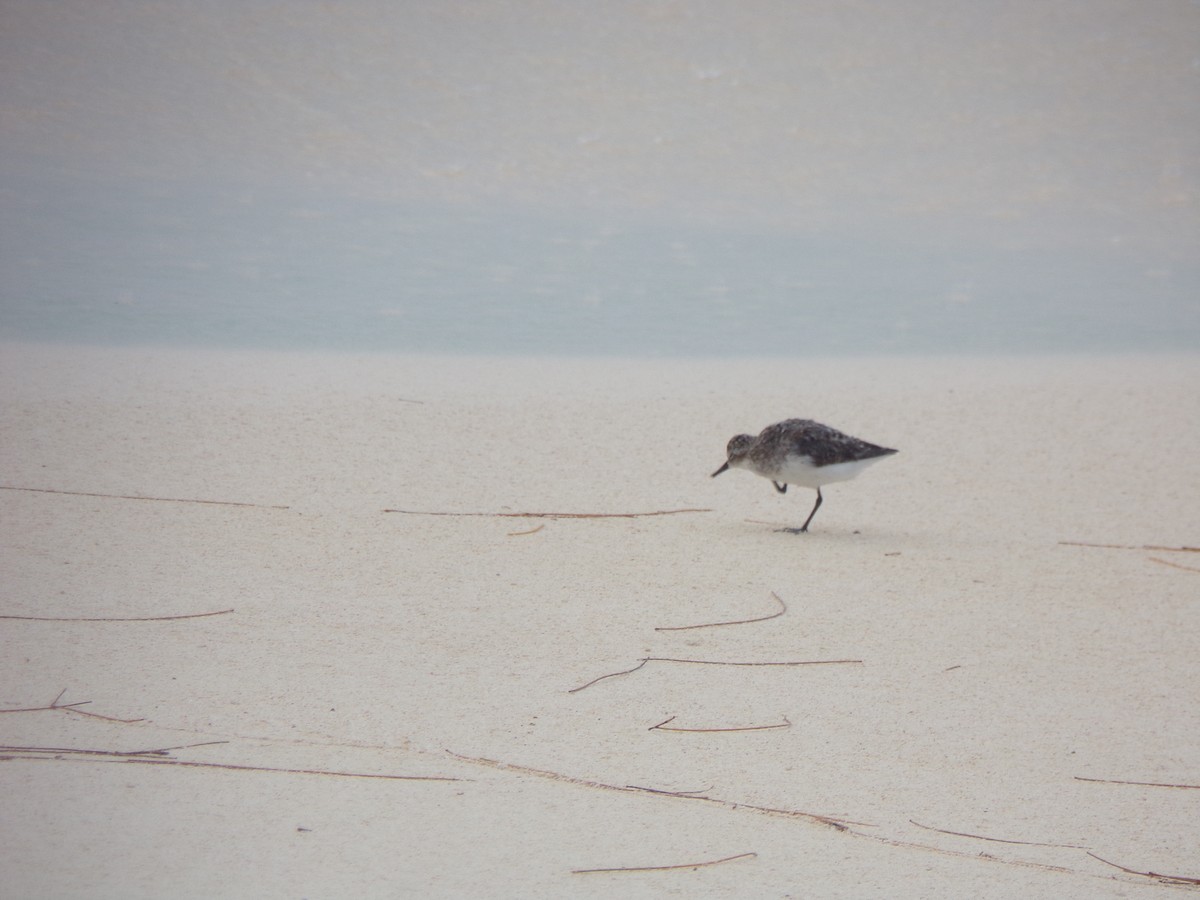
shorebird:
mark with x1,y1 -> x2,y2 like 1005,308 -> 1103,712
711,418 -> 897,533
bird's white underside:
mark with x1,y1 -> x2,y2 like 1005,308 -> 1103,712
735,454 -> 888,489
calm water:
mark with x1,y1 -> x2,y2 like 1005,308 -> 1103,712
3,175 -> 1196,356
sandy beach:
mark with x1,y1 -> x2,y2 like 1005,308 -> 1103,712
1,341 -> 1197,897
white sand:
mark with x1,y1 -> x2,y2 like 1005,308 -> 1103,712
2,342 -> 1198,898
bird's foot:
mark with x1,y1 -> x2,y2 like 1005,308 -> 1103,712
775,526 -> 809,535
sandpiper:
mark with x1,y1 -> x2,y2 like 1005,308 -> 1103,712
711,418 -> 897,533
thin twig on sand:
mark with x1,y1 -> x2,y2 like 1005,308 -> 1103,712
0,744 -> 464,782
0,609 -> 234,623
908,819 -> 1088,849
572,851 -> 757,874
0,741 -> 228,757
1075,776 -> 1199,790
446,751 -> 859,830
507,524 -> 545,536
569,656 -> 862,693
649,715 -> 792,733
0,485 -> 288,509
0,689 -> 144,723
624,784 -> 713,797
1087,852 -> 1200,885
1148,556 -> 1200,572
1058,541 -> 1199,552
568,659 -> 651,692
655,591 -> 787,632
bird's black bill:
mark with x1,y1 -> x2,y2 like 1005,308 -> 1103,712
711,461 -> 730,478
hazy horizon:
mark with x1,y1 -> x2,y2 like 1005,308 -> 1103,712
2,1 -> 1197,355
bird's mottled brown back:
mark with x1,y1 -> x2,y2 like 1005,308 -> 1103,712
749,418 -> 896,469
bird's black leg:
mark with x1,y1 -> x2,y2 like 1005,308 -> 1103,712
797,487 -> 823,532
775,488 -> 823,535
773,481 -> 788,494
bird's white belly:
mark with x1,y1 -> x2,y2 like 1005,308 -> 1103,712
770,455 -> 884,488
